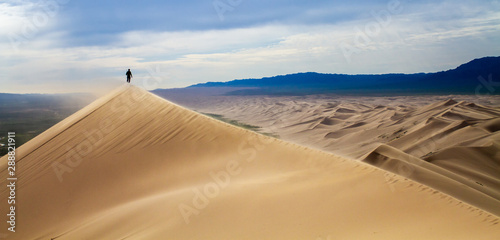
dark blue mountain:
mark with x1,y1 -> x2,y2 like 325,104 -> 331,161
186,56 -> 500,95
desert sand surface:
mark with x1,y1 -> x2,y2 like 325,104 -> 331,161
1,85 -> 500,239
157,91 -> 500,215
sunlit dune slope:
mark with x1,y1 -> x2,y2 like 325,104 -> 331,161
1,85 -> 499,239
184,95 -> 500,216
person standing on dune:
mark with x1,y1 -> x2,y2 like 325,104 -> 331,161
126,69 -> 133,83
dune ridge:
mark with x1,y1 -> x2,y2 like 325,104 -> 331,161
1,86 -> 499,239
162,94 -> 500,215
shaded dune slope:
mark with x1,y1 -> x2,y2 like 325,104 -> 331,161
1,86 -> 499,239
361,100 -> 500,213
362,144 -> 500,216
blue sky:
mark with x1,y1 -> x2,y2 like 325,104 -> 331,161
1,0 -> 500,93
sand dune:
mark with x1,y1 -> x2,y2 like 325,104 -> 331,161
363,144 -> 500,215
1,86 -> 499,239
161,93 -> 500,216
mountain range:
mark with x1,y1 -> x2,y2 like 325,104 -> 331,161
186,56 -> 500,95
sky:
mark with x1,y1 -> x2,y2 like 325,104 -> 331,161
1,0 -> 500,93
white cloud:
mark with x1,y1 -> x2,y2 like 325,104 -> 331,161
0,0 -> 68,53
2,0 -> 500,93
0,2 -> 29,35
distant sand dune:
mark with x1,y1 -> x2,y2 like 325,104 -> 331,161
363,144 -> 500,215
1,86 -> 499,239
164,93 -> 500,218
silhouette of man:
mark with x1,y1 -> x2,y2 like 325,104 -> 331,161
126,69 -> 133,83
